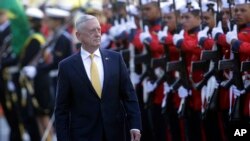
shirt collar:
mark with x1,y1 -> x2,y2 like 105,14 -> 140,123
0,21 -> 10,32
80,47 -> 101,60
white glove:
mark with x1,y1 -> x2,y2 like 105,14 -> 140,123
22,66 -> 37,79
154,67 -> 164,79
226,25 -> 238,44
139,25 -> 152,44
144,80 -> 157,93
100,33 -> 111,49
157,26 -> 168,43
232,85 -> 245,97
116,18 -> 127,36
178,85 -> 188,98
126,16 -> 137,33
198,26 -> 209,42
163,82 -> 171,94
173,29 -> 184,46
212,21 -> 223,39
206,76 -> 219,99
7,80 -> 16,92
142,78 -> 157,103
130,72 -> 140,86
108,20 -> 119,40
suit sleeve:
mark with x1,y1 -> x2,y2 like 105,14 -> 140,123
55,62 -> 71,141
119,54 -> 142,130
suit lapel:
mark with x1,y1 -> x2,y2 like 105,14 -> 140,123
72,52 -> 99,98
100,49 -> 110,99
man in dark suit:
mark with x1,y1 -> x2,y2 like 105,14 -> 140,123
55,14 -> 142,141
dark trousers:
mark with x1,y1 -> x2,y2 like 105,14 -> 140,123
151,104 -> 167,141
203,110 -> 222,141
186,110 -> 203,141
0,73 -> 22,141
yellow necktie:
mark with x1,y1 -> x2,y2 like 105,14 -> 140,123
90,54 -> 102,98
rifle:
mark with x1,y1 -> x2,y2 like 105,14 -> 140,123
218,53 -> 244,120
166,50 -> 190,117
164,0 -> 191,118
190,1 -> 225,119
218,0 -> 244,121
151,41 -> 178,114
134,42 -> 154,84
191,44 -> 223,119
241,61 -> 250,93
0,34 -> 12,69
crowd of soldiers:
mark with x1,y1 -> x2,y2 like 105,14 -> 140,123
0,0 -> 250,141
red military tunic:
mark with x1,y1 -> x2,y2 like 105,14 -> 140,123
164,32 -> 181,109
176,27 -> 214,111
132,20 -> 164,105
214,33 -> 231,111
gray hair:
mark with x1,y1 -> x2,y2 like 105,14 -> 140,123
75,14 -> 97,31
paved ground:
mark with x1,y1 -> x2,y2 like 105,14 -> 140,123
0,116 -> 10,141
0,116 -> 57,141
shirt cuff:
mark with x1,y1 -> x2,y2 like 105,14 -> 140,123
130,129 -> 140,132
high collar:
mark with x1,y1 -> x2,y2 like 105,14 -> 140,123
238,23 -> 250,31
146,18 -> 162,26
187,26 -> 200,34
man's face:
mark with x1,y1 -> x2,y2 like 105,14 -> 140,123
103,7 -> 113,19
181,12 -> 201,31
141,3 -> 160,21
76,18 -> 101,48
44,16 -> 57,30
0,10 -> 8,24
202,11 -> 216,29
221,8 -> 231,28
234,4 -> 250,26
163,12 -> 177,32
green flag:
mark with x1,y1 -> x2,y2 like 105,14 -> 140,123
0,0 -> 30,55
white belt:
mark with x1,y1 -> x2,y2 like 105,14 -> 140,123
49,70 -> 58,78
6,66 -> 19,74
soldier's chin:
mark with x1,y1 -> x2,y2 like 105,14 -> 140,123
236,20 -> 243,26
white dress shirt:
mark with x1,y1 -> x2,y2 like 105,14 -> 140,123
80,47 -> 104,90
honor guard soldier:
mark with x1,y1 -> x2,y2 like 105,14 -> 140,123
173,1 -> 214,140
132,0 -> 165,141
20,7 -> 51,141
158,1 -> 186,141
105,0 -> 130,50
22,7 -> 73,116
200,1 -> 225,141
211,0 -> 235,140
225,0 -> 250,123
0,9 -> 23,141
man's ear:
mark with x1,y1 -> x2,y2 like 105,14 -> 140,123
75,31 -> 80,40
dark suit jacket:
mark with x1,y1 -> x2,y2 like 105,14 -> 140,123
55,49 -> 141,141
